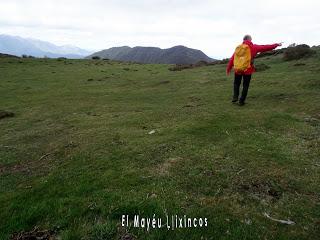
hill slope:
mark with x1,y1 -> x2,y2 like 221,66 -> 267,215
0,50 -> 319,239
0,34 -> 92,58
87,45 -> 215,64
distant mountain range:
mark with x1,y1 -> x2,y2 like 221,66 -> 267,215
0,34 -> 93,58
87,46 -> 215,64
0,34 -> 215,63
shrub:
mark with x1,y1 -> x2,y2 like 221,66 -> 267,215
168,64 -> 193,71
21,54 -> 36,58
283,44 -> 316,61
92,56 -> 101,60
218,58 -> 229,64
256,49 -> 284,59
255,63 -> 270,72
168,60 -> 220,71
194,60 -> 209,67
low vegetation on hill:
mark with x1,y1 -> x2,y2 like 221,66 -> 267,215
283,44 -> 316,61
0,53 -> 19,58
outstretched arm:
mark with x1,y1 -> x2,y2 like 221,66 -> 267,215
226,54 -> 234,75
254,43 -> 282,53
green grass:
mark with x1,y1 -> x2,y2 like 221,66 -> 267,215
0,53 -> 319,239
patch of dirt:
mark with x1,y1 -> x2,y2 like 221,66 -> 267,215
197,79 -> 211,84
0,110 -> 15,120
0,152 -> 54,176
266,93 -> 296,101
183,104 -> 196,108
10,227 -> 56,240
111,135 -> 126,146
273,93 -> 287,100
120,234 -> 136,240
183,96 -> 204,108
153,80 -> 170,86
303,114 -> 320,128
156,157 -> 182,176
158,80 -> 170,84
183,103 -> 205,108
188,96 -> 201,101
238,180 -> 283,201
117,225 -> 136,240
149,144 -> 176,162
86,112 -> 99,116
0,142 -> 76,176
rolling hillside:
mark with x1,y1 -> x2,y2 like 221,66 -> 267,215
0,47 -> 319,239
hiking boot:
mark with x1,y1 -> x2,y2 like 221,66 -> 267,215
238,101 -> 245,106
232,98 -> 238,103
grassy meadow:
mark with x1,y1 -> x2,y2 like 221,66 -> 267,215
0,51 -> 319,239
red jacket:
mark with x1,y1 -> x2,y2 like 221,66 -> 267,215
227,40 -> 280,75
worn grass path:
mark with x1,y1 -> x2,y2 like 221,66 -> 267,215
0,53 -> 319,239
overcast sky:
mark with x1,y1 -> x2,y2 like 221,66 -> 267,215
0,0 -> 319,58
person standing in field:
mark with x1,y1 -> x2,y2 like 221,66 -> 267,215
226,35 -> 282,106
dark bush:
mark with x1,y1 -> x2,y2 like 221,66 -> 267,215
92,56 -> 101,60
218,58 -> 229,64
254,63 -> 270,72
168,60 -> 220,71
168,64 -> 193,71
194,60 -> 209,67
22,54 -> 35,58
283,44 -> 316,61
256,49 -> 284,59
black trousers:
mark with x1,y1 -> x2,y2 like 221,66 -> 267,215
233,74 -> 252,103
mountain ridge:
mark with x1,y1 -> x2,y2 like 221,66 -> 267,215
0,34 -> 93,58
87,45 -> 215,64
